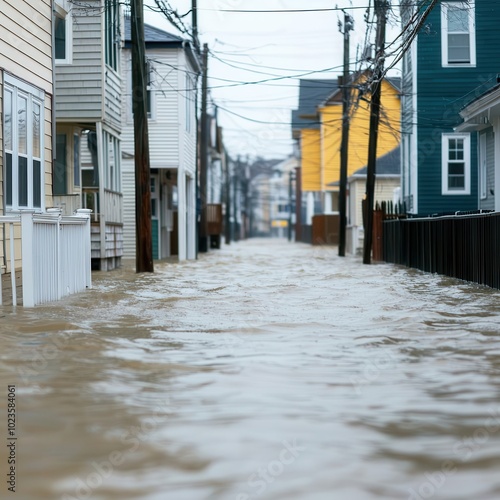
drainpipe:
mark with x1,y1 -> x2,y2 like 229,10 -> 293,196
51,0 -> 57,207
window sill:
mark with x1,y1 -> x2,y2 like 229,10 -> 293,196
442,191 -> 471,196
442,63 -> 476,69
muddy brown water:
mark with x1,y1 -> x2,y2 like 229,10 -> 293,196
1,239 -> 500,500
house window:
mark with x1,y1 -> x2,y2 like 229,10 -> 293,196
3,75 -> 44,211
441,2 -> 476,67
442,133 -> 471,195
54,0 -> 73,64
105,0 -> 119,71
102,131 -> 121,192
54,134 -> 67,195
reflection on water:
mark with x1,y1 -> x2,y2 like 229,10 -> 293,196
1,239 -> 500,500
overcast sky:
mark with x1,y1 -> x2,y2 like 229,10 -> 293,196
143,0 -> 402,161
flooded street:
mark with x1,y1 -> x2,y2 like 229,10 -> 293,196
2,238 -> 500,500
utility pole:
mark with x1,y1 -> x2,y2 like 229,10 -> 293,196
363,0 -> 388,265
244,162 -> 251,238
192,0 -> 198,48
338,11 -> 354,257
199,43 -> 209,252
224,151 -> 231,245
233,156 -> 240,242
288,170 -> 294,242
131,0 -> 153,273
295,166 -> 302,242
192,0 -> 200,258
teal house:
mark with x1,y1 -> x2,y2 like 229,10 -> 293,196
400,0 -> 500,216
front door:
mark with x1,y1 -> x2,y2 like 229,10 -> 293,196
151,175 -> 159,259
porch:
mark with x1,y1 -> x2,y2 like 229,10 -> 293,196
82,187 -> 123,270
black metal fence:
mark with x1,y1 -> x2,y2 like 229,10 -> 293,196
383,211 -> 500,289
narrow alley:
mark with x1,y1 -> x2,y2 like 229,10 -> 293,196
1,239 -> 500,500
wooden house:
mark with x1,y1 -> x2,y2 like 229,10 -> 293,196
54,0 -> 123,271
121,19 -> 200,261
400,0 -> 500,215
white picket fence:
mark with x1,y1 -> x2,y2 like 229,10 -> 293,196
0,209 -> 92,307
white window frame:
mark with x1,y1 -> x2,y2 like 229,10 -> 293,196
442,133 -> 471,195
441,1 -> 476,68
479,132 -> 487,200
105,0 -> 120,72
54,0 -> 73,65
3,74 -> 45,211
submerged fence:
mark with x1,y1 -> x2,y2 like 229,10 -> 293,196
383,211 -> 500,289
0,209 -> 92,307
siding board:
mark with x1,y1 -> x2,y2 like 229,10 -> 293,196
55,0 -> 104,121
0,0 -> 52,92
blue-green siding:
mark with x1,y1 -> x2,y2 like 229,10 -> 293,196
414,0 -> 500,215
152,219 -> 159,260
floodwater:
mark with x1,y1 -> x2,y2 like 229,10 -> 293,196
1,239 -> 500,500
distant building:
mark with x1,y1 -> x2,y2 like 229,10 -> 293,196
292,74 -> 401,243
345,146 -> 401,255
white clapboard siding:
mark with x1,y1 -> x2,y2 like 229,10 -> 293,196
55,0 -> 104,122
350,177 -> 401,229
178,51 -> 197,178
121,48 -> 181,168
121,162 -> 135,259
0,0 -> 53,93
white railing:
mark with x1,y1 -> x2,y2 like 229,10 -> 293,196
103,189 -> 123,224
52,194 -> 82,216
0,209 -> 92,307
82,188 -> 122,224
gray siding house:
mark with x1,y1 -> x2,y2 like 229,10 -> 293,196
54,0 -> 123,271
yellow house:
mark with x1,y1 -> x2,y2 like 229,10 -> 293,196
319,74 -> 401,211
292,79 -> 338,239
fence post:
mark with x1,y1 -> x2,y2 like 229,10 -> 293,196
21,211 -> 35,307
76,209 -> 92,289
46,208 -> 63,300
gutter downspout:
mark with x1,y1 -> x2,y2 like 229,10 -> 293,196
52,0 -> 57,199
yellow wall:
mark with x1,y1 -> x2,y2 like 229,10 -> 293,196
320,78 -> 400,190
300,128 -> 322,192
